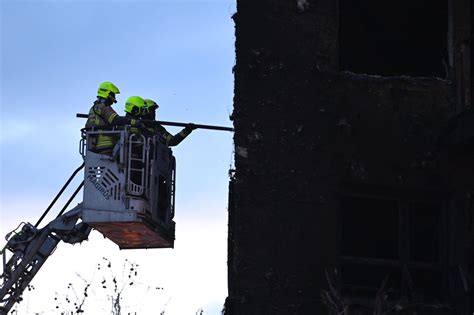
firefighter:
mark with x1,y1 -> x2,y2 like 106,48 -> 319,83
142,99 -> 196,146
85,82 -> 143,154
122,96 -> 149,189
124,96 -> 147,135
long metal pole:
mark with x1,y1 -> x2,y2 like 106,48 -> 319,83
154,120 -> 234,132
76,113 -> 234,132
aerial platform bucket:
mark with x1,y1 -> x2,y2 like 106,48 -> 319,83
80,128 -> 176,249
82,209 -> 175,249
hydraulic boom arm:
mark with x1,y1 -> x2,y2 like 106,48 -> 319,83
0,205 -> 90,315
0,163 -> 88,315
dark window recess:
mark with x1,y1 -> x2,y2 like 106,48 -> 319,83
408,269 -> 444,300
409,203 -> 441,262
341,196 -> 399,259
471,3 -> 474,98
339,0 -> 448,77
341,263 -> 401,298
467,194 -> 474,233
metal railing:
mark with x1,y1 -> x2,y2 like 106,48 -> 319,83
126,134 -> 147,196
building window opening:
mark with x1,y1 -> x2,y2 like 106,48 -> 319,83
409,203 -> 441,262
407,269 -> 444,300
341,196 -> 399,259
341,263 -> 401,298
339,0 -> 448,77
471,3 -> 474,99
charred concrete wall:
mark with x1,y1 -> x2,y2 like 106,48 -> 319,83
227,0 -> 472,314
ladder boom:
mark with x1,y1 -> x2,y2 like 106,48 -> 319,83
0,205 -> 90,315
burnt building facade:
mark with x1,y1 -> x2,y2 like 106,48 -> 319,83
226,0 -> 473,314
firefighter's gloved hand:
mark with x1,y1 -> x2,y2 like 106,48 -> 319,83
136,121 -> 151,136
180,124 -> 195,136
185,123 -> 197,131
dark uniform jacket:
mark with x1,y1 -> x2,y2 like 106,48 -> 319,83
86,98 -> 136,152
146,123 -> 192,147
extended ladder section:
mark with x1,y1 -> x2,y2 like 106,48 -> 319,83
0,208 -> 91,315
0,223 -> 59,315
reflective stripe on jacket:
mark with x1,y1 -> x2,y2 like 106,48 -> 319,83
85,99 -> 119,152
125,113 -> 139,135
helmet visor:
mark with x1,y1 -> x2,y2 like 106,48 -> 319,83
144,104 -> 158,113
109,91 -> 117,103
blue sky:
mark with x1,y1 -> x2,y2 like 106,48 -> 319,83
0,0 -> 235,313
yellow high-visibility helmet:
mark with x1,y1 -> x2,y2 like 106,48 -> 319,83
125,96 -> 146,115
144,99 -> 159,110
97,82 -> 120,102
